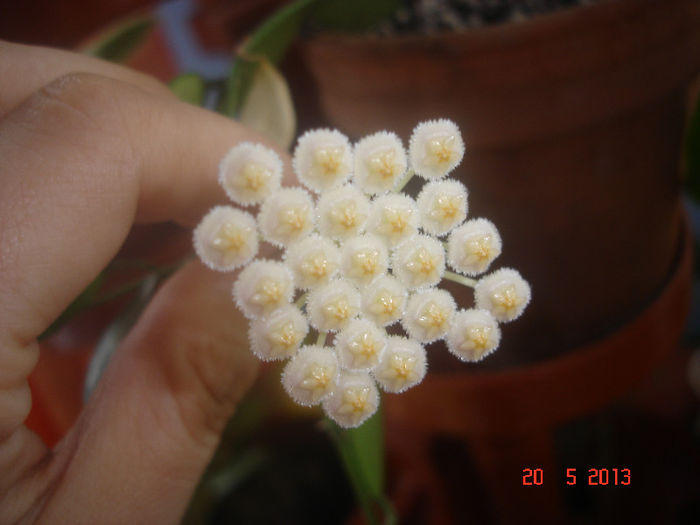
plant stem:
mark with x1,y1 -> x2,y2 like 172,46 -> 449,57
316,331 -> 327,346
443,270 -> 477,288
295,291 -> 308,309
394,168 -> 415,192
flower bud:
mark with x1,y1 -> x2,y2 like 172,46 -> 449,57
193,206 -> 258,271
282,345 -> 339,406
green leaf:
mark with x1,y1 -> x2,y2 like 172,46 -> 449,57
343,407 -> 385,496
85,16 -> 154,63
309,0 -> 400,33
83,274 -> 159,400
238,59 -> 296,149
39,270 -> 105,340
224,0 -> 320,117
685,98 -> 700,203
323,404 -> 396,525
169,73 -> 206,106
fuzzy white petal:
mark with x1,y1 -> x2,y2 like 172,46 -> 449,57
322,371 -> 379,428
372,336 -> 427,393
361,275 -> 407,327
353,131 -> 407,195
367,194 -> 419,248
249,306 -> 308,361
417,180 -> 468,236
392,235 -> 445,290
258,188 -> 315,247
232,260 -> 294,319
340,234 -> 389,286
474,268 -> 531,322
446,309 -> 501,362
285,234 -> 340,290
307,279 -> 361,332
317,185 -> 370,240
447,218 -> 502,276
293,129 -> 353,193
218,142 -> 283,206
193,206 -> 258,271
402,288 -> 456,343
282,345 -> 339,406
409,119 -> 465,179
335,318 -> 387,371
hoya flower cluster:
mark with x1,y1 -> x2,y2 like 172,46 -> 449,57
193,120 -> 531,428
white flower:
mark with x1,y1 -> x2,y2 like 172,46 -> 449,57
361,275 -> 407,327
372,336 -> 427,393
218,142 -> 283,206
409,119 -> 465,179
474,268 -> 531,322
353,131 -> 407,195
402,288 -> 456,343
417,180 -> 468,236
446,309 -> 501,362
285,234 -> 340,290
340,234 -> 389,286
293,129 -> 352,193
193,206 -> 259,272
307,279 -> 361,332
249,306 -> 308,361
322,372 -> 379,428
335,318 -> 387,371
317,185 -> 370,240
367,194 -> 419,248
258,188 -> 315,247
447,218 -> 502,276
233,260 -> 294,319
282,345 -> 339,406
392,235 -> 445,290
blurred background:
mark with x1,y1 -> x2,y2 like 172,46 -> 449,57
3,0 -> 700,523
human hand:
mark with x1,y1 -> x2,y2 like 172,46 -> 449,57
0,40 -> 282,524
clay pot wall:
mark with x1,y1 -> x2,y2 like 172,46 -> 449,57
289,0 -> 700,368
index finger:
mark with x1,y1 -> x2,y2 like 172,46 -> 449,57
0,72 -> 289,346
0,39 -> 174,117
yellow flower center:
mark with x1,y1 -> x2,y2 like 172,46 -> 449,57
406,248 -> 437,277
383,207 -> 411,234
251,278 -> 285,307
462,325 -> 492,352
239,162 -> 271,192
371,291 -> 400,318
212,223 -> 249,255
277,205 -> 308,235
388,353 -> 416,380
348,332 -> 380,361
337,386 -> 371,421
352,249 -> 379,276
492,285 -> 521,314
367,149 -> 400,180
324,296 -> 352,323
417,302 -> 448,330
314,146 -> 345,176
331,202 -> 358,229
268,321 -> 301,356
300,364 -> 334,400
301,254 -> 330,280
426,135 -> 457,166
468,235 -> 493,260
431,193 -> 462,220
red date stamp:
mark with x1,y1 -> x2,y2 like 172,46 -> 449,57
522,468 -> 631,486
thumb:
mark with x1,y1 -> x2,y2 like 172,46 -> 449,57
39,261 -> 257,525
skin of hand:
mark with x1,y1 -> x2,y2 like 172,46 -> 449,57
0,40 -> 287,524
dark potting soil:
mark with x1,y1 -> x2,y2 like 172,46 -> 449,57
376,0 -> 603,34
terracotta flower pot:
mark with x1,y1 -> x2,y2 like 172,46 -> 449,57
289,0 -> 700,367
282,0 -> 700,521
